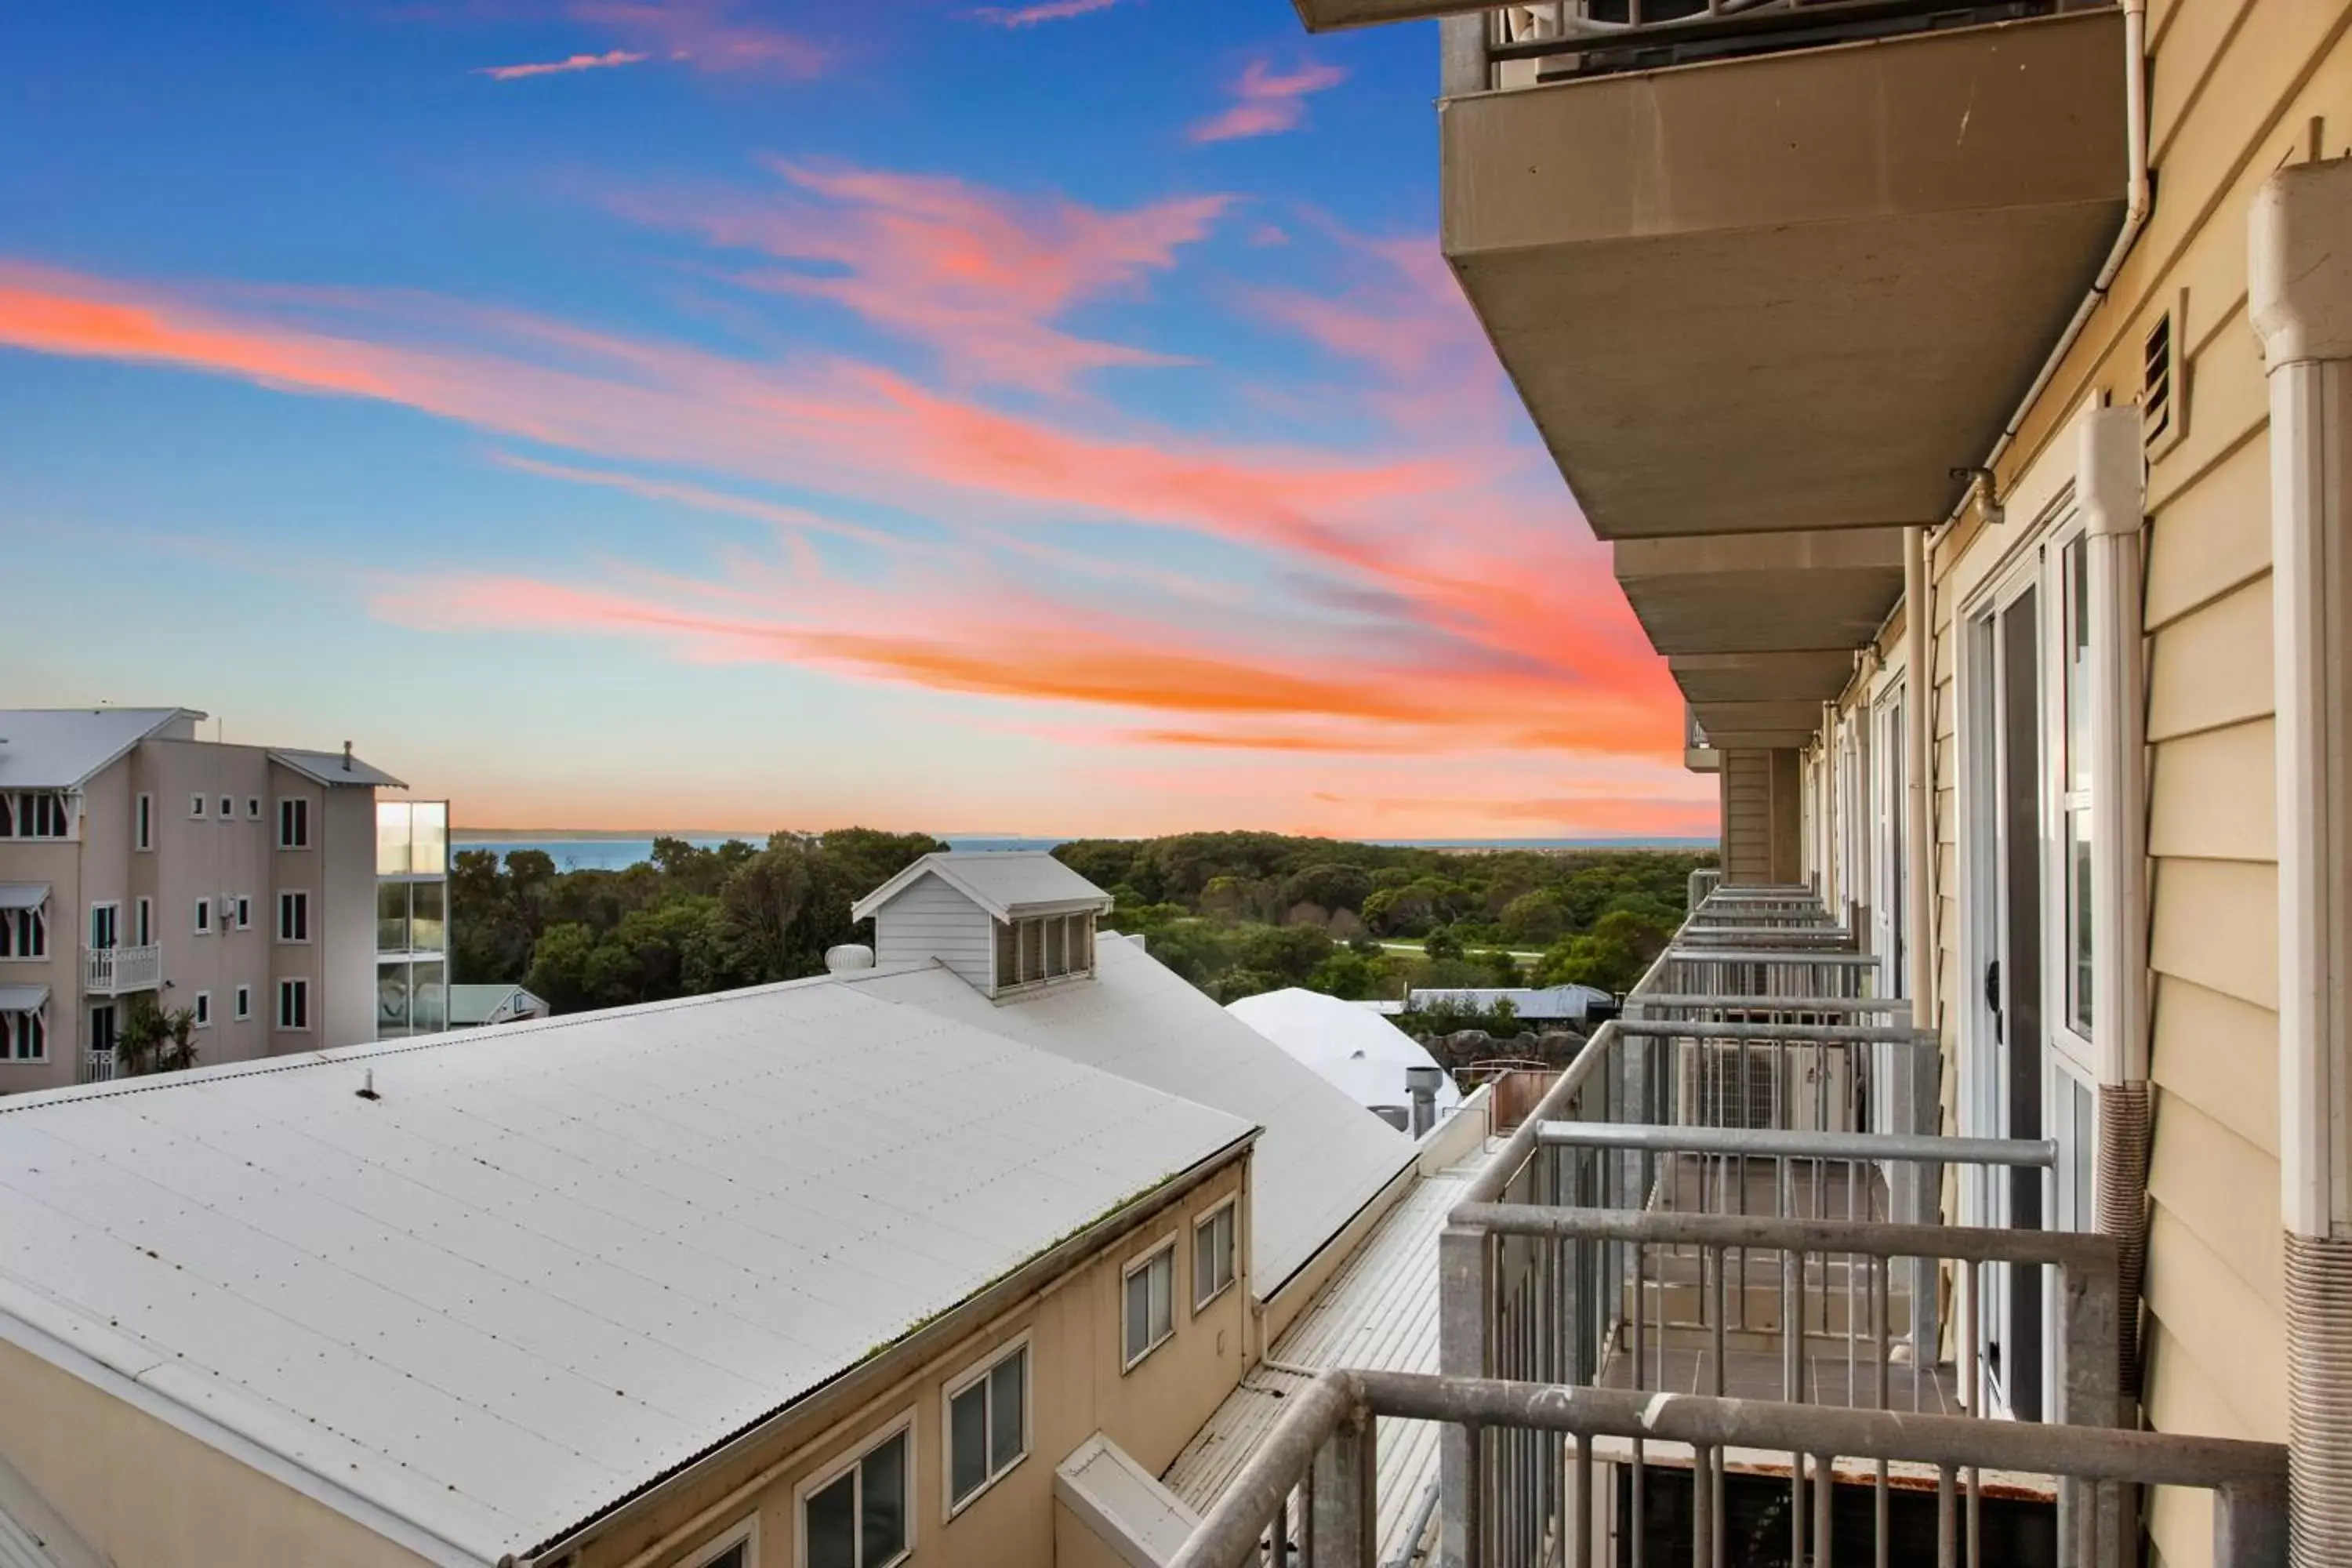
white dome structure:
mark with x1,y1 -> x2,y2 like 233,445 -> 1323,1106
1226,986 -> 1463,1128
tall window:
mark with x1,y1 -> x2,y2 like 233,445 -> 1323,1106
193,992 -> 211,1029
135,898 -> 151,946
1122,1241 -> 1175,1369
803,1424 -> 909,1568
277,978 -> 310,1030
136,793 -> 152,850
2061,536 -> 2095,1039
277,797 -> 310,850
278,891 -> 310,943
89,903 -> 118,950
190,793 -> 206,818
1193,1201 -> 1237,1309
946,1342 -> 1028,1512
0,793 -> 71,839
234,984 -> 252,1021
0,906 -> 45,959
2,1007 -> 45,1062
194,898 -> 212,935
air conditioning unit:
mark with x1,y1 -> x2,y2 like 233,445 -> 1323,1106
1675,1038 -> 1857,1133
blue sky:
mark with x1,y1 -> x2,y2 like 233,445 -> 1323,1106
0,0 -> 1704,838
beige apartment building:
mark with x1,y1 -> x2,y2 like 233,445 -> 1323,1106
0,707 -> 447,1089
1233,0 -> 2350,1562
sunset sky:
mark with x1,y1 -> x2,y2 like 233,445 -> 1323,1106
0,0 -> 1710,840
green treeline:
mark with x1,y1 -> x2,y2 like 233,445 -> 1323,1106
448,829 -> 1715,1015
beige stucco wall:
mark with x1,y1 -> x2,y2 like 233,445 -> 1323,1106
574,1153 -> 1252,1568
0,1334 -> 441,1568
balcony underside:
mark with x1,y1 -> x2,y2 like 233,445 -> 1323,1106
1440,9 -> 2128,541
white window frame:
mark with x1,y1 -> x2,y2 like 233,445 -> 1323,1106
218,796 -> 233,819
135,896 -> 152,947
794,1412 -> 915,1568
190,793 -> 206,819
234,896 -> 252,931
194,898 -> 212,936
234,984 -> 252,1022
277,978 -> 310,1032
89,901 -> 120,951
1120,1234 -> 1178,1372
277,797 -> 310,851
136,793 -> 152,851
941,1332 -> 1032,1521
2,1005 -> 46,1064
245,797 -> 262,821
278,891 -> 310,944
0,902 -> 46,961
193,992 -> 211,1029
680,1516 -> 758,1568
1192,1197 -> 1238,1313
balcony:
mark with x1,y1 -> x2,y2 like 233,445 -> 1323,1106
1438,7 -> 2126,546
83,944 -> 161,996
1167,891 -> 2289,1566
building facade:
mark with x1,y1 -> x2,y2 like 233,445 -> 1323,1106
0,708 -> 443,1090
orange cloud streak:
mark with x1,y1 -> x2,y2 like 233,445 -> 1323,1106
477,49 -> 648,80
1191,60 -> 1346,143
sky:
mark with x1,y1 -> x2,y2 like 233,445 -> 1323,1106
0,0 -> 1710,840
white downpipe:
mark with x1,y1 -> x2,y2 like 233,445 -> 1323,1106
1904,525 -> 1933,1034
2255,151 -> 2352,1568
2079,405 -> 2150,1090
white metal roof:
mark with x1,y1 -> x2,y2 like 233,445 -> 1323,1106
851,851 -> 1113,924
0,709 -> 196,791
0,987 -> 46,1014
1225,989 -> 1463,1118
1405,984 -> 1610,1021
267,748 -> 407,789
446,984 -> 548,1025
851,938 -> 1414,1294
0,978 -> 1252,1566
0,887 -> 45,912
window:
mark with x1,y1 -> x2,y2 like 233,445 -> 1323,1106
89,1004 -> 117,1054
0,906 -> 45,960
135,897 -> 151,946
219,796 -> 233,818
801,1421 -> 909,1568
136,793 -> 152,850
194,898 -> 212,935
946,1341 -> 1028,1515
682,1519 -> 756,1568
1122,1241 -> 1175,1369
191,793 -> 206,818
234,896 -> 252,931
277,797 -> 310,849
1192,1200 -> 1237,1310
193,992 -> 211,1029
2060,535 -> 2094,1041
234,984 -> 252,1022
277,978 -> 310,1031
0,793 -> 72,839
2,1007 -> 45,1063
245,797 -> 262,820
89,903 -> 118,950
278,891 -> 310,943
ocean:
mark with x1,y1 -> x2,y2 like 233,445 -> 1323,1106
452,833 -> 1713,872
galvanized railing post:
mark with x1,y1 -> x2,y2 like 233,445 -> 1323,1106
1439,1223 -> 1489,1568
2213,1479 -> 2290,1568
1310,1402 -> 1377,1568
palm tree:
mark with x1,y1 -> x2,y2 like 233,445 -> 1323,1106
117,996 -> 200,1077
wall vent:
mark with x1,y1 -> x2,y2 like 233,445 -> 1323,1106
2141,292 -> 2187,459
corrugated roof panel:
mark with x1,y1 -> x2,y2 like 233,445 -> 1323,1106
852,937 -> 1415,1294
852,850 -> 1113,922
0,709 -> 191,790
0,979 -> 1253,1563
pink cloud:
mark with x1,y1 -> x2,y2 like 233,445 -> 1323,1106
476,48 -> 648,79
970,0 -> 1122,24
1190,59 -> 1345,143
612,161 -> 1228,394
569,0 -> 827,78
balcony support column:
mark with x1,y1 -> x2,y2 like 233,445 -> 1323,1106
1904,524 -> 1933,1033
2081,404 -> 2154,1404
2254,152 -> 2352,1568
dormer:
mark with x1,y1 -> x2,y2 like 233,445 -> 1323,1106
851,851 -> 1115,1000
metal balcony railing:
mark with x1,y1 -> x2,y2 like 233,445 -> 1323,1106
1446,1 -> 2074,90
78,1048 -> 117,1084
83,944 -> 162,995
1167,1367 -> 2288,1568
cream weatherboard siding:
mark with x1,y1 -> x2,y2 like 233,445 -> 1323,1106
872,870 -> 998,993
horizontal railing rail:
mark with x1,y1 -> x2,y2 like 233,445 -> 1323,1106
1168,1368 -> 2287,1568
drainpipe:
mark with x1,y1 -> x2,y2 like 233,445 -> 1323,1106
1904,524 -> 1933,1035
2080,404 -> 2152,1410
2253,151 -> 2352,1568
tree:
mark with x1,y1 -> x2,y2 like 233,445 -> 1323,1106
1476,948 -> 1523,986
1499,889 -> 1570,947
1534,908 -> 1676,994
1305,949 -> 1377,1000
116,997 -> 198,1076
1424,924 -> 1466,962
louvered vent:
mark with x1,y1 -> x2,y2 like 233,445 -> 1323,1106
2141,308 -> 2177,454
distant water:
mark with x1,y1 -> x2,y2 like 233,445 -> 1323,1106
452,834 -> 1067,872
452,833 -> 1711,873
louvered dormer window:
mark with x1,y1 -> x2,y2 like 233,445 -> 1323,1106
994,911 -> 1096,993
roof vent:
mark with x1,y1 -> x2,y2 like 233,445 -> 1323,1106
825,943 -> 876,975
341,741 -> 354,773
